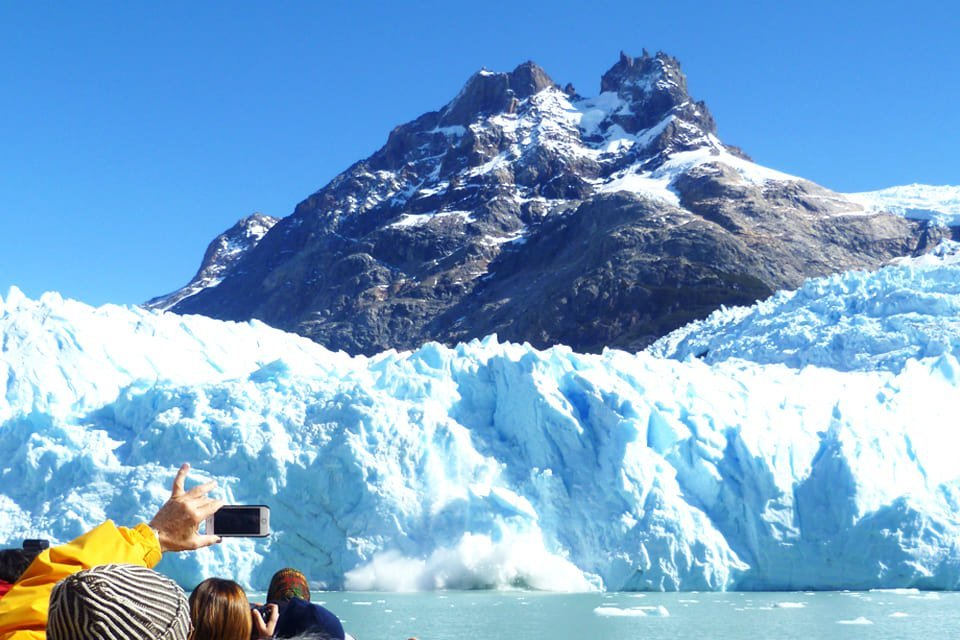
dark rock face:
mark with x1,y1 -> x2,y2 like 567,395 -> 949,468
429,185 -> 923,353
159,52 -> 935,355
441,62 -> 557,127
430,193 -> 777,351
600,50 -> 716,139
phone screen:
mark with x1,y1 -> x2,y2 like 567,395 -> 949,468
213,506 -> 267,535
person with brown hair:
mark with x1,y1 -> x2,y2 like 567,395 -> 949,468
188,577 -> 277,640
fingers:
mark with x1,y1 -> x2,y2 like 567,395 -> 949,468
251,603 -> 278,637
171,463 -> 190,497
264,604 -> 278,634
252,607 -> 276,637
192,533 -> 223,550
186,479 -> 219,499
195,498 -> 226,520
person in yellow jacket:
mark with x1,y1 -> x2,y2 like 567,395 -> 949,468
0,463 -> 224,640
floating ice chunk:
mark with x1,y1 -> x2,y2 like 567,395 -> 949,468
593,605 -> 670,617
889,612 -> 910,618
837,617 -> 873,625
773,602 -> 806,608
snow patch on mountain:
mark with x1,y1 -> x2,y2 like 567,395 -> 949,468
595,144 -> 803,206
444,81 -> 805,216
388,210 -> 476,229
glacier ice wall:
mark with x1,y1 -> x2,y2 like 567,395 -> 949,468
649,241 -> 960,373
2,252 -> 960,592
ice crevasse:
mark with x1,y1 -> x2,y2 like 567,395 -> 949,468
1,246 -> 960,592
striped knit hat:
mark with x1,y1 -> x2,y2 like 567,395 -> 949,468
47,564 -> 190,640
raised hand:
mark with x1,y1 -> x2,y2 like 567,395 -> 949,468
149,463 -> 225,552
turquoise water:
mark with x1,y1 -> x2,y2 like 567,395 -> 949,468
251,590 -> 960,639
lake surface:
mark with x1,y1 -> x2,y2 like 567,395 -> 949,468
249,590 -> 960,639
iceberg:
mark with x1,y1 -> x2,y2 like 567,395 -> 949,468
2,244 -> 960,592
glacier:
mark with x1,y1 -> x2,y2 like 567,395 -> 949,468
844,184 -> 960,227
3,244 -> 960,593
648,240 -> 960,372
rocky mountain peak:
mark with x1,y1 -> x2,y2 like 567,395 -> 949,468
439,61 -> 557,127
600,50 -> 669,91
509,60 -> 557,98
599,50 -> 716,136
193,212 -> 279,279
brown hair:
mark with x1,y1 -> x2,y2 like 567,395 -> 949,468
188,577 -> 252,640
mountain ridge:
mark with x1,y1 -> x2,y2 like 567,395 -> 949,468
146,213 -> 278,312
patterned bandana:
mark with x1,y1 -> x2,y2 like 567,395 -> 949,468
47,563 -> 190,640
267,568 -> 310,603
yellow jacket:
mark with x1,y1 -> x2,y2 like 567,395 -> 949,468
0,521 -> 162,640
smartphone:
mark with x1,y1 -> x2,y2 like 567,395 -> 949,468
205,505 -> 271,537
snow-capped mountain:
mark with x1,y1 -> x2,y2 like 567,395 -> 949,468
157,51 -> 940,355
4,241 -> 960,592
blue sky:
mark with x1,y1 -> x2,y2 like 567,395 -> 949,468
2,1 -> 957,306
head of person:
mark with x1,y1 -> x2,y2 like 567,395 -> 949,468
267,567 -> 310,604
275,598 -> 345,640
47,563 -> 190,640
0,548 -> 37,584
188,577 -> 252,640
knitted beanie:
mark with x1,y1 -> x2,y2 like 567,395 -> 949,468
47,564 -> 190,640
267,568 -> 310,603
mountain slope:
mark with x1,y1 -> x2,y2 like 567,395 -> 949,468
160,52 -> 939,355
146,213 -> 278,312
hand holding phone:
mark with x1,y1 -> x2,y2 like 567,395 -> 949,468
251,604 -> 274,622
205,505 -> 271,537
251,602 -> 279,639
150,463 -> 224,551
